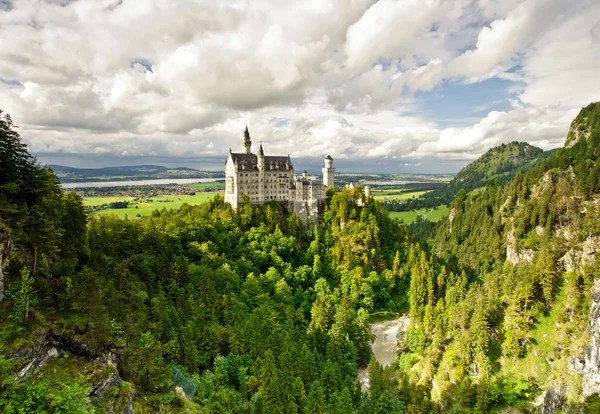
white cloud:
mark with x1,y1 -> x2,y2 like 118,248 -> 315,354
0,0 -> 597,171
413,106 -> 572,160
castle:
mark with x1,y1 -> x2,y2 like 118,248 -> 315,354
224,126 -> 334,223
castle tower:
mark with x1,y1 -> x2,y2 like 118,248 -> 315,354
364,185 -> 371,198
257,143 -> 265,169
243,125 -> 252,154
322,155 -> 334,188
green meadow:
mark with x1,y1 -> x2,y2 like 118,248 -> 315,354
389,206 -> 449,224
371,189 -> 430,201
84,187 -> 447,222
185,181 -> 225,190
84,193 -> 223,218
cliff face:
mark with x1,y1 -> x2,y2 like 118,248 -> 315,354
580,278 -> 600,397
564,102 -> 600,147
543,279 -> 600,413
11,331 -> 135,414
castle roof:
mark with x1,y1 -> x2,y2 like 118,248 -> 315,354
229,153 -> 293,171
325,155 -> 333,160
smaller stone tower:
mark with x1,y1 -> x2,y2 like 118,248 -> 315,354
322,155 -> 334,188
243,125 -> 252,154
364,185 -> 371,198
257,143 -> 265,169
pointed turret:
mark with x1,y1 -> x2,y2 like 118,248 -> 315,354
257,141 -> 265,170
243,124 -> 252,154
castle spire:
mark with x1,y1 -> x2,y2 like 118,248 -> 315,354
257,141 -> 265,170
243,124 -> 252,154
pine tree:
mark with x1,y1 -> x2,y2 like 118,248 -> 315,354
409,246 -> 428,325
538,244 -> 556,307
305,380 -> 326,414
259,350 -> 282,413
0,111 -> 35,303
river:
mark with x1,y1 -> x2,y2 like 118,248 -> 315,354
60,178 -> 224,189
357,314 -> 410,390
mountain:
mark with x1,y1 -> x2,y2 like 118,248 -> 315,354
455,141 -> 544,184
48,164 -> 224,183
393,141 -> 551,212
564,102 -> 600,147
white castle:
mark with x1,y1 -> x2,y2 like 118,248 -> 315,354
224,126 -> 334,223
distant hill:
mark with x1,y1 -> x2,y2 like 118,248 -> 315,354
387,142 -> 552,212
49,164 -> 224,183
436,141 -> 551,198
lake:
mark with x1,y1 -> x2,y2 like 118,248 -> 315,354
61,178 -> 224,189
363,180 -> 421,186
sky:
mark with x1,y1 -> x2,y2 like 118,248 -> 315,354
1,0 -> 599,174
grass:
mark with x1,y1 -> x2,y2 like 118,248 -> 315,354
83,193 -> 223,218
501,288 -> 567,384
184,181 -> 225,190
372,190 -> 429,201
82,196 -> 135,205
389,206 -> 449,224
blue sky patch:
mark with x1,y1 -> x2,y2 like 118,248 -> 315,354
409,78 -> 522,127
131,58 -> 153,72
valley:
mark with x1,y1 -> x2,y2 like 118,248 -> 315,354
1,102 -> 600,412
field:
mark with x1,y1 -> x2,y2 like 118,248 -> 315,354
184,181 -> 225,190
388,206 -> 449,224
84,193 -> 223,217
84,186 -> 448,222
371,189 -> 429,201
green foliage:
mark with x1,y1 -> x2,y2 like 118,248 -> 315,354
11,267 -> 33,322
584,393 -> 600,414
0,375 -> 94,414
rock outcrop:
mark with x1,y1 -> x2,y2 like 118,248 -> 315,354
12,330 -> 128,410
578,278 -> 600,397
559,236 -> 600,273
506,227 -> 534,266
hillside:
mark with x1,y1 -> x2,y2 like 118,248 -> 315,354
431,141 -> 551,201
410,102 -> 600,412
50,164 -> 224,183
455,141 -> 544,184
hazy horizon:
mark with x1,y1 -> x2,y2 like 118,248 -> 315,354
38,152 -> 470,175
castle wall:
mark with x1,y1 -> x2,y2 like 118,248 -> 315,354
231,170 -> 295,206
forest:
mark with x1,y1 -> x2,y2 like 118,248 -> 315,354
1,102 -> 600,413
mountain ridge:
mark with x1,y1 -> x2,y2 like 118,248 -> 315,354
48,164 -> 224,183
